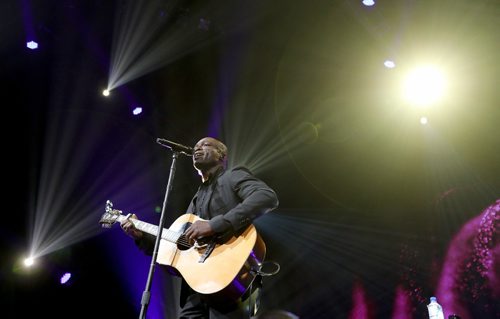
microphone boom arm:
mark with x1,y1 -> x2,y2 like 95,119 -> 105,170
156,138 -> 193,156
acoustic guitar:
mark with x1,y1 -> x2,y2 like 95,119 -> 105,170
99,200 -> 266,301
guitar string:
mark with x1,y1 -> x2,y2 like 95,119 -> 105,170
125,217 -> 195,248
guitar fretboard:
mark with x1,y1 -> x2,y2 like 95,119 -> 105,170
116,214 -> 182,243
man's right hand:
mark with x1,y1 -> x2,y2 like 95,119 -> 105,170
120,214 -> 143,240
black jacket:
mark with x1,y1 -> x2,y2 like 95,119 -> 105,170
136,165 -> 278,254
186,166 -> 279,236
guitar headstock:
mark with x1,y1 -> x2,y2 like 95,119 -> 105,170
99,200 -> 123,228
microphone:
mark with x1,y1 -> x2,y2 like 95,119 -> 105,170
156,138 -> 194,156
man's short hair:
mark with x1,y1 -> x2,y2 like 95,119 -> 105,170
215,140 -> 227,159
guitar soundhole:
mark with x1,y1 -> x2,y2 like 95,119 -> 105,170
176,222 -> 193,250
177,234 -> 192,250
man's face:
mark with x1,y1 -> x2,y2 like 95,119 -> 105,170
192,137 -> 224,171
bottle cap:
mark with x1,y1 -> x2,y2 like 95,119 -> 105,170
430,296 -> 437,302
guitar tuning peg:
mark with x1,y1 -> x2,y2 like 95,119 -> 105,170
105,200 -> 113,212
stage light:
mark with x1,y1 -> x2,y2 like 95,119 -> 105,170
132,106 -> 142,115
102,89 -> 110,96
26,41 -> 38,50
362,0 -> 375,6
384,60 -> 396,69
403,65 -> 446,107
420,116 -> 428,125
23,257 -> 35,267
60,272 -> 72,284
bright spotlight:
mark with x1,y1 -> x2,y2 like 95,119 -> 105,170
403,65 -> 446,107
420,116 -> 428,125
102,89 -> 110,97
384,60 -> 396,68
26,41 -> 38,50
24,257 -> 35,267
362,0 -> 375,6
60,272 -> 72,284
132,106 -> 142,115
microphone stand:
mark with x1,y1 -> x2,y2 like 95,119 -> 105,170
139,151 -> 180,319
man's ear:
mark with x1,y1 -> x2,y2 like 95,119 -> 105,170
216,149 -> 225,161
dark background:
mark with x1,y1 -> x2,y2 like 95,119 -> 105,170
1,0 -> 499,318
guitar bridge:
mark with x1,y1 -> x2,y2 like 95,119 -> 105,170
198,241 -> 216,263
193,241 -> 208,249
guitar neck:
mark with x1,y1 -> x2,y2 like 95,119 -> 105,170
116,215 -> 181,243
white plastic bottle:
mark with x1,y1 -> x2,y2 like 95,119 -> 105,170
427,296 -> 445,319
